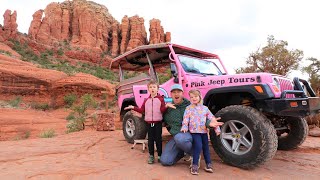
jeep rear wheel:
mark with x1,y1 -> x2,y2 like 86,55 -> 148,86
210,105 -> 277,169
123,111 -> 147,143
277,117 -> 308,150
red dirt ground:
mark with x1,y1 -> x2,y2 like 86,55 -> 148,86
0,108 -> 320,179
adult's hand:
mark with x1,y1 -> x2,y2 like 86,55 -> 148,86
166,103 -> 176,109
131,110 -> 142,118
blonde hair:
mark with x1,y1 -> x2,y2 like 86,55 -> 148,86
147,79 -> 159,88
188,89 -> 202,104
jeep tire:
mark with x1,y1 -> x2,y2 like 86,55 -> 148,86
277,117 -> 308,150
210,105 -> 278,169
122,111 -> 147,144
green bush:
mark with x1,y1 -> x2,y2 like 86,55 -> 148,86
158,68 -> 171,84
66,94 -> 97,133
64,94 -> 77,108
39,129 -> 56,138
8,96 -> 22,108
31,103 -> 50,111
57,48 -> 64,56
0,50 -> 12,56
46,49 -> 54,56
66,112 -> 75,121
24,131 -> 31,139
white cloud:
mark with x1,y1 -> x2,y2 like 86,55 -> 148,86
1,0 -> 319,80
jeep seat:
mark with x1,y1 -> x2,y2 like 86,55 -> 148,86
116,73 -> 151,95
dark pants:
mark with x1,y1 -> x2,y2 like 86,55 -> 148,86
192,133 -> 211,165
147,122 -> 162,156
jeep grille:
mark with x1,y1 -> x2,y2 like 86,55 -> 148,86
278,78 -> 294,98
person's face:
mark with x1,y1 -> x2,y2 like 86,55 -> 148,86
148,84 -> 158,96
189,93 -> 200,105
171,89 -> 183,104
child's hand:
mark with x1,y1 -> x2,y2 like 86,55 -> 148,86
181,129 -> 187,133
124,105 -> 134,110
213,117 -> 221,122
209,117 -> 224,128
166,103 -> 176,109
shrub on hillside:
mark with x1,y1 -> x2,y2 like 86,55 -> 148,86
39,129 -> 56,138
66,94 -> 97,133
64,94 -> 77,108
8,96 -> 22,108
31,102 -> 50,111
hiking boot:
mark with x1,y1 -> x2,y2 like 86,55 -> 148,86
158,156 -> 161,163
190,165 -> 199,175
204,163 -> 213,173
189,155 -> 201,169
148,155 -> 154,164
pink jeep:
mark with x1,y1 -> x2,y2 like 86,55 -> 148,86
110,43 -> 320,169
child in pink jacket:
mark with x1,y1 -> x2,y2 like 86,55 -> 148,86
125,80 -> 174,164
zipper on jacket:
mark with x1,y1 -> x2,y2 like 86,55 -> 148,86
151,98 -> 154,127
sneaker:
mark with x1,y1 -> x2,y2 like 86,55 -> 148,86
158,156 -> 161,163
148,155 -> 154,164
204,163 -> 213,173
189,155 -> 201,169
183,153 -> 192,162
190,165 -> 199,175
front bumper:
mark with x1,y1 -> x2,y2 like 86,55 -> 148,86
264,77 -> 320,117
265,97 -> 320,117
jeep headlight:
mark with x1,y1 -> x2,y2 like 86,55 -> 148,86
272,78 -> 281,93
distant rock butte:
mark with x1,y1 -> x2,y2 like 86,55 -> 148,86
25,0 -> 170,58
0,10 -> 18,41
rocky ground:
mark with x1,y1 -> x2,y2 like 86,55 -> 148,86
0,108 -> 320,179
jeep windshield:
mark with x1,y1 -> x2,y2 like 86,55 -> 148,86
178,55 -> 223,75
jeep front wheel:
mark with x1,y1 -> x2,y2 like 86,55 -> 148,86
210,105 -> 278,169
122,111 -> 147,143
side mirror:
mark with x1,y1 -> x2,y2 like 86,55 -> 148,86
170,63 -> 179,83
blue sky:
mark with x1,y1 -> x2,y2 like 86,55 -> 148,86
1,0 -> 319,79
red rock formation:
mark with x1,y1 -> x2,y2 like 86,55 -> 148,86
120,15 -> 130,54
149,18 -> 170,44
1,10 -> 18,41
0,42 -> 21,58
61,7 -> 70,41
165,32 -> 171,43
111,22 -> 119,57
52,73 -> 115,107
0,27 -> 3,42
126,15 -> 147,51
0,52 -> 115,108
95,112 -> 115,131
28,0 -> 116,51
23,0 -> 171,59
64,50 -> 101,63
28,10 -> 44,40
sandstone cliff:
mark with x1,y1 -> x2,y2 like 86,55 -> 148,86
0,0 -> 169,107
26,0 -> 170,59
0,43 -> 115,108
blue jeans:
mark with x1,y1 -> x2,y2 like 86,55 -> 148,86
160,132 -> 193,166
192,133 -> 211,166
